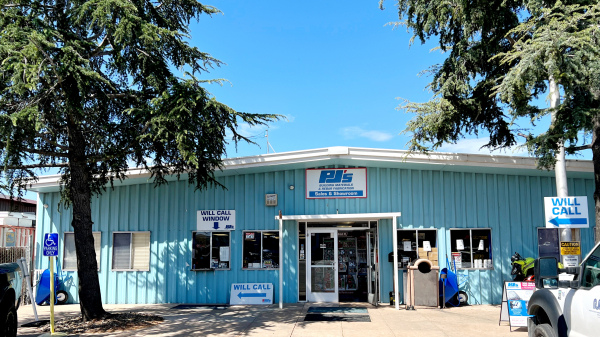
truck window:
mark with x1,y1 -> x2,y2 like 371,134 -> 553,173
582,245 -> 600,288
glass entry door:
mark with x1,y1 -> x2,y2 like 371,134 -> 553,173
367,229 -> 379,306
307,229 -> 338,302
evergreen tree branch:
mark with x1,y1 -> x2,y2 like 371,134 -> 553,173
22,148 -> 68,157
568,144 -> 592,151
37,133 -> 70,151
3,163 -> 68,169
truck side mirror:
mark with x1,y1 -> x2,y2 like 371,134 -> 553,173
535,257 -> 559,289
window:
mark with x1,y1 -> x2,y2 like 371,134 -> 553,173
397,229 -> 437,268
192,231 -> 230,270
111,232 -> 150,271
450,229 -> 492,269
538,228 -> 560,261
581,244 -> 600,288
63,232 -> 102,271
242,231 -> 280,269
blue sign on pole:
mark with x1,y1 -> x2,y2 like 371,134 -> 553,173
43,233 -> 59,257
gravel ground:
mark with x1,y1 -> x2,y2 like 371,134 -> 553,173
37,313 -> 164,334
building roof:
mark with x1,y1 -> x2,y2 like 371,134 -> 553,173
0,194 -> 36,205
28,146 -> 594,193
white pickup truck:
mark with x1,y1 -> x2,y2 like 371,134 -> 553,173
527,241 -> 600,337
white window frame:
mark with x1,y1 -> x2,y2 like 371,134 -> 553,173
449,228 -> 493,270
242,230 -> 280,270
111,231 -> 151,272
396,228 -> 438,270
62,231 -> 102,271
191,231 -> 231,271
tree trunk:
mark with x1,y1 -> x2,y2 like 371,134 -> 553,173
593,114 -> 600,245
65,74 -> 107,321
71,163 -> 107,321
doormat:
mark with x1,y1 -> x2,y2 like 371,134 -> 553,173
307,307 -> 368,314
304,313 -> 371,322
171,304 -> 228,310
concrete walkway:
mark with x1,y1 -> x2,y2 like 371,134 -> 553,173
17,303 -> 527,337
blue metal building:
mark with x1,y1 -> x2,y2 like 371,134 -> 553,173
30,147 -> 597,306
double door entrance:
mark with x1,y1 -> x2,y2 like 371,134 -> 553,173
306,228 -> 379,304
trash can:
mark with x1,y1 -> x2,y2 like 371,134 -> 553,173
406,259 -> 439,308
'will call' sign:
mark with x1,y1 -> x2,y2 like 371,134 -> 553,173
230,283 -> 273,305
544,197 -> 589,228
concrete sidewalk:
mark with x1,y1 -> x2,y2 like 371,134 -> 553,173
17,303 -> 526,337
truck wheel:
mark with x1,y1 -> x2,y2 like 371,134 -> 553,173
533,324 -> 556,337
1,307 -> 18,337
56,290 -> 69,305
458,291 -> 468,305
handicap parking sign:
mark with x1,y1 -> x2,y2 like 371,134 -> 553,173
43,233 -> 59,257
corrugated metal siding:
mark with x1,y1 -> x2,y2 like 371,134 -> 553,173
0,198 -> 37,213
35,166 -> 596,305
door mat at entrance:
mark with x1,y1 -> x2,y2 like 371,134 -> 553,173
171,304 -> 228,310
307,307 -> 368,314
303,313 -> 371,322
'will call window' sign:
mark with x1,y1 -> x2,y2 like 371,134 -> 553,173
305,168 -> 367,199
197,210 -> 235,231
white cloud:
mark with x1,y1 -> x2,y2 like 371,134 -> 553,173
438,137 -> 527,155
340,126 -> 394,142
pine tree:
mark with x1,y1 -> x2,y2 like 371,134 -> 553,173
0,0 -> 278,319
383,0 -> 600,240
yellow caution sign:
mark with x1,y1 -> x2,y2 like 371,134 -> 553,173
560,241 -> 581,255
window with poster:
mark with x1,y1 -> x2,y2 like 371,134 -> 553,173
191,231 -> 230,270
450,228 -> 492,269
242,231 -> 280,269
396,229 -> 438,269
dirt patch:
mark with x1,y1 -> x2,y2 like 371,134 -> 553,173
38,313 -> 164,334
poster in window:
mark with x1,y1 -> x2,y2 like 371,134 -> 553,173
478,240 -> 484,251
456,239 -> 465,250
403,241 -> 412,251
220,246 -> 230,262
423,241 -> 431,252
452,252 -> 462,269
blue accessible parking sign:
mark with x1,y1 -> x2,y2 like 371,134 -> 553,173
43,233 -> 59,257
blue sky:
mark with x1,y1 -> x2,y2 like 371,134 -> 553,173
189,1 -> 592,160
22,1 -> 592,199
192,1 -> 454,157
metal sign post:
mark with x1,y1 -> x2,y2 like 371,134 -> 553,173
40,233 -> 67,336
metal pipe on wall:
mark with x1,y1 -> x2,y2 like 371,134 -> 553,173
279,216 -> 283,309
393,216 -> 399,310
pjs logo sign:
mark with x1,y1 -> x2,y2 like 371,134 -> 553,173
306,168 -> 367,199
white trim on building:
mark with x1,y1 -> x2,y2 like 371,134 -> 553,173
27,147 -> 594,191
